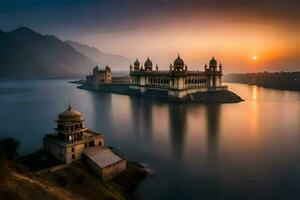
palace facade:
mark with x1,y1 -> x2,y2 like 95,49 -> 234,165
86,65 -> 112,85
129,55 -> 227,97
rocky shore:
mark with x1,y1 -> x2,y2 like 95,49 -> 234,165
78,83 -> 244,103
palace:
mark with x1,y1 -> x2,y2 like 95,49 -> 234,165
129,55 -> 227,97
86,65 -> 112,85
43,106 -> 126,179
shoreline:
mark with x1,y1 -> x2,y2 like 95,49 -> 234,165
78,83 -> 244,103
225,81 -> 300,92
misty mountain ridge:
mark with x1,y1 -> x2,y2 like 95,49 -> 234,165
65,40 -> 130,70
0,27 -> 129,78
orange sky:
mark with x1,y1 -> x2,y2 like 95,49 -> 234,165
2,1 -> 299,73
78,11 -> 300,73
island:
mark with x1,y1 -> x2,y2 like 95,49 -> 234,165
78,56 -> 243,103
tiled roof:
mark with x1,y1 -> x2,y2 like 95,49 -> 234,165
83,147 -> 124,168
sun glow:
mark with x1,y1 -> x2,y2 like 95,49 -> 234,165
252,56 -> 257,61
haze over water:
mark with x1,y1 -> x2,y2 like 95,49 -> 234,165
0,80 -> 299,199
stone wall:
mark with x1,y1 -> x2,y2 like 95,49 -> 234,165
43,139 -> 66,163
102,160 -> 127,180
44,135 -> 104,164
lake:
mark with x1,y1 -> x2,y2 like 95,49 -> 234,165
0,79 -> 299,200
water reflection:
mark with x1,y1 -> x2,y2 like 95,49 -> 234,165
205,104 -> 221,165
250,86 -> 259,139
251,85 -> 258,100
142,101 -> 154,140
1,80 -> 300,200
89,93 -> 113,129
168,104 -> 187,161
128,97 -> 154,140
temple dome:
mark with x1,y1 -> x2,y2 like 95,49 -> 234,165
134,58 -> 140,67
144,57 -> 153,67
105,65 -> 111,71
209,57 -> 217,66
58,105 -> 82,121
174,54 -> 184,67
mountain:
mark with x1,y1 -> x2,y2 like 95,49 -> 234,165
65,40 -> 130,70
0,27 -> 96,78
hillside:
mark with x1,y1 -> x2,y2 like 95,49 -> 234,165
0,158 -> 76,200
0,156 -> 147,200
224,71 -> 300,91
0,27 -> 96,78
65,40 -> 130,70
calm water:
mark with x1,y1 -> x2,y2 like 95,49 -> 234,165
0,79 -> 300,200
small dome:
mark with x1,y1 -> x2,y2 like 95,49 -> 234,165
93,66 -> 99,73
144,57 -> 153,67
105,65 -> 111,71
134,58 -> 140,67
209,57 -> 217,67
174,54 -> 184,67
58,105 -> 82,121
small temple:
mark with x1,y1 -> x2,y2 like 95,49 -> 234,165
86,65 -> 112,86
43,105 -> 126,180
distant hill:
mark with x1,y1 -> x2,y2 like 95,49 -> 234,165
224,71 -> 300,91
0,27 -> 99,78
65,40 -> 130,70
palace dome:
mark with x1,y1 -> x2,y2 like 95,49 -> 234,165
134,58 -> 140,67
144,57 -> 153,67
174,54 -> 184,67
209,57 -> 217,66
105,65 -> 111,71
58,105 -> 82,121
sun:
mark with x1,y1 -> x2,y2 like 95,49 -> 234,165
252,56 -> 257,61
